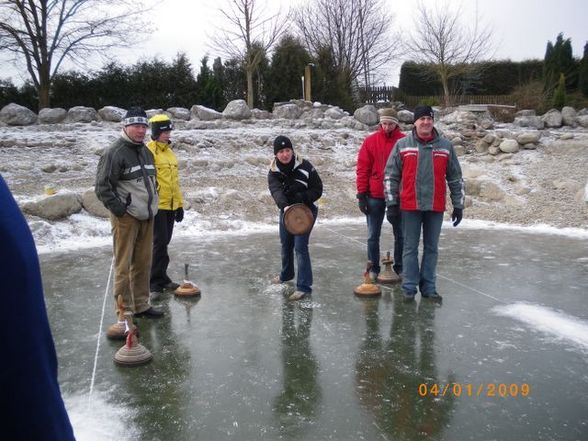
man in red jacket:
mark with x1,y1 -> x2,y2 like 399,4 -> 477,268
384,105 -> 464,301
356,108 -> 405,280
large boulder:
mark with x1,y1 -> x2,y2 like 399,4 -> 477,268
499,139 -> 520,154
513,115 -> 544,130
324,106 -> 345,120
516,131 -> 542,145
166,107 -> 191,121
353,105 -> 378,126
541,109 -> 562,128
577,115 -> 588,128
0,103 -> 37,126
561,106 -> 577,127
273,103 -> 303,119
190,104 -> 222,121
38,108 -> 67,124
98,106 -> 126,122
21,192 -> 82,220
397,109 -> 414,123
222,99 -> 252,120
81,189 -> 110,218
251,108 -> 272,119
67,106 -> 98,123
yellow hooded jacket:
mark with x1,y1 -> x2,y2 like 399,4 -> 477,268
147,140 -> 183,210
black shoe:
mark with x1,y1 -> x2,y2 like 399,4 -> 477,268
422,292 -> 443,303
135,307 -> 165,318
164,282 -> 180,291
402,291 -> 416,302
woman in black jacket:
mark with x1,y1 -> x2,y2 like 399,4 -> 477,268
268,135 -> 323,300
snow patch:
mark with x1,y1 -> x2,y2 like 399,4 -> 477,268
493,302 -> 588,352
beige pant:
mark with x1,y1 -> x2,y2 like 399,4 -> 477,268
110,213 -> 153,316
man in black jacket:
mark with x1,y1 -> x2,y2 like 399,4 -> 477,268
268,135 -> 323,300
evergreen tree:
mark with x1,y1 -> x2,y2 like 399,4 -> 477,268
553,73 -> 566,108
312,46 -> 354,111
222,58 -> 247,104
543,33 -> 576,95
195,56 -> 214,107
168,53 -> 198,108
209,57 -> 226,110
50,71 -> 92,108
580,42 -> 588,98
266,35 -> 312,107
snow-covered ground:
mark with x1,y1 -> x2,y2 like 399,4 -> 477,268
1,119 -> 587,254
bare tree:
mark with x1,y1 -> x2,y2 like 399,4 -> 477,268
405,0 -> 493,106
211,0 -> 288,108
0,0 -> 152,109
295,0 -> 400,89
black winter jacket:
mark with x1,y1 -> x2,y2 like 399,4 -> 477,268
268,154 -> 323,210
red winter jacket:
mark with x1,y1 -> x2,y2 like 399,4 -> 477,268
356,125 -> 405,199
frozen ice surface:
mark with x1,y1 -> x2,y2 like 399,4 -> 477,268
41,223 -> 588,441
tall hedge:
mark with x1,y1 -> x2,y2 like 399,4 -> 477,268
398,59 -> 543,97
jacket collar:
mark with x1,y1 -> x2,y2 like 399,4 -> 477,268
151,139 -> 170,152
120,129 -> 144,147
412,127 -> 440,144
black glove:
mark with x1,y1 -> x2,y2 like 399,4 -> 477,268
175,207 -> 184,223
357,193 -> 368,215
292,192 -> 308,204
451,207 -> 463,227
386,205 -> 400,224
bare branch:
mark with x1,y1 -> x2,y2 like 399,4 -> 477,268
0,0 -> 154,108
294,0 -> 400,88
405,0 -> 494,105
210,0 -> 289,107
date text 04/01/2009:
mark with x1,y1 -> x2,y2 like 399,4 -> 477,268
418,383 -> 531,398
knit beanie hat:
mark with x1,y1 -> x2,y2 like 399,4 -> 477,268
273,135 -> 293,154
413,105 -> 434,122
378,108 -> 399,125
149,114 -> 174,140
123,107 -> 148,126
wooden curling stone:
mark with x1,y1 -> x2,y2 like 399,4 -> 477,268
284,203 -> 314,235
354,261 -> 382,297
377,252 -> 401,284
175,281 -> 201,297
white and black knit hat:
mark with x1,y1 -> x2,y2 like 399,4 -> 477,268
122,107 -> 148,126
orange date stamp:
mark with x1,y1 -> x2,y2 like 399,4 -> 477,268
418,383 -> 531,398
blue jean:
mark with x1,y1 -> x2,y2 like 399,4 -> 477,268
401,210 -> 444,295
366,197 -> 403,275
279,205 -> 318,293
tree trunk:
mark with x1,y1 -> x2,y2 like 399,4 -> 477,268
246,68 -> 254,109
38,63 -> 51,109
38,79 -> 51,110
441,73 -> 451,107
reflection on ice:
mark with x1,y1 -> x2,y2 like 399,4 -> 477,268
494,302 -> 588,352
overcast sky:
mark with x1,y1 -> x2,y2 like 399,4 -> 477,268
135,0 -> 588,86
2,0 -> 587,87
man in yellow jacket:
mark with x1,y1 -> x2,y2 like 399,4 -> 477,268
147,114 -> 184,300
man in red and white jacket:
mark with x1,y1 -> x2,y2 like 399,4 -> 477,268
384,105 -> 464,301
356,108 -> 405,279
